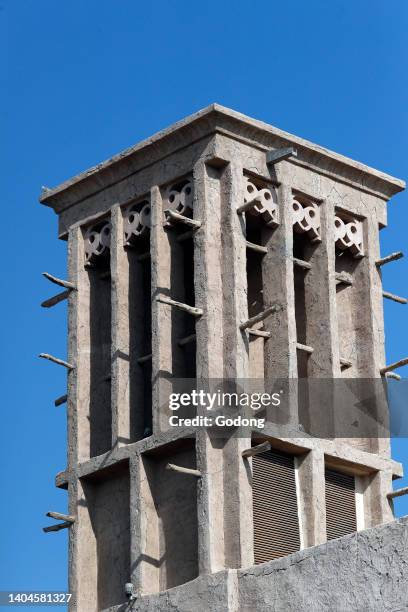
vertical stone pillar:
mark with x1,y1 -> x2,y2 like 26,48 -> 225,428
305,197 -> 340,378
221,160 -> 253,569
361,211 -> 393,518
68,226 -> 91,462
349,211 -> 384,378
73,479 -> 97,611
67,227 -> 81,468
263,183 -> 298,426
193,160 -> 224,381
223,161 -> 249,382
150,185 -> 172,433
364,211 -> 390,459
129,455 -> 143,594
193,158 -> 226,574
295,449 -> 327,547
196,432 -> 225,573
305,196 -> 340,441
110,205 -> 132,447
364,468 -> 394,527
368,221 -> 386,373
67,227 -> 93,610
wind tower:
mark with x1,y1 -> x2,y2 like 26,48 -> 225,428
40,105 -> 407,611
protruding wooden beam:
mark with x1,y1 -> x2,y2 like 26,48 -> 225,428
385,372 -> 401,381
383,291 -> 407,304
54,394 -> 67,407
246,240 -> 268,254
236,195 -> 262,215
43,521 -> 72,533
41,290 -> 70,308
242,441 -> 271,458
340,358 -> 352,369
166,464 -> 202,477
156,295 -> 203,317
387,486 -> 408,500
46,511 -> 75,523
55,470 -> 69,490
240,304 -> 282,331
39,353 -> 74,370
178,333 -> 197,347
296,342 -> 314,354
42,272 -> 76,291
266,147 -> 297,165
380,357 -> 408,374
164,209 -> 201,229
335,271 -> 353,286
248,329 -> 271,338
376,251 -> 404,267
293,257 -> 312,271
137,353 -> 152,365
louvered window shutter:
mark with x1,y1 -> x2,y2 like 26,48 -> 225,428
325,468 -> 357,541
252,449 -> 300,563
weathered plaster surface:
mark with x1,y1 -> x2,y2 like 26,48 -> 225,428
40,105 -> 406,612
101,516 -> 408,612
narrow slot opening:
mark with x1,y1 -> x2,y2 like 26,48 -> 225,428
246,213 -> 265,379
87,247 -> 112,458
293,233 -> 311,430
293,233 -> 310,377
335,236 -> 361,379
170,231 -> 196,379
246,213 -> 264,319
128,236 -> 152,440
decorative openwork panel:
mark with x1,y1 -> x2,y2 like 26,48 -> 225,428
123,200 -> 151,245
244,177 -> 279,227
165,179 -> 194,216
334,214 -> 364,257
84,221 -> 111,264
292,196 -> 320,241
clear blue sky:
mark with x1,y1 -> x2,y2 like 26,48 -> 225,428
1,1 -> 407,608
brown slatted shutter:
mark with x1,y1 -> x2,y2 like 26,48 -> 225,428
252,449 -> 300,563
325,468 -> 356,541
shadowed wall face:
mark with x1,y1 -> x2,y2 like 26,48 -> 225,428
88,265 -> 112,457
80,466 -> 130,610
128,249 -> 152,440
141,445 -> 199,593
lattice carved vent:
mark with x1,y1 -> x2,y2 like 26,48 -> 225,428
84,220 -> 111,265
244,176 -> 279,227
123,199 -> 151,245
165,179 -> 194,217
292,194 -> 320,241
334,213 -> 364,257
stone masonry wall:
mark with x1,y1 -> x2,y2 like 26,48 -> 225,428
106,516 -> 408,612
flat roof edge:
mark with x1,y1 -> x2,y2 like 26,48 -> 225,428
39,103 -> 405,210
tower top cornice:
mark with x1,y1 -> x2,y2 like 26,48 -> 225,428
39,103 -> 405,213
